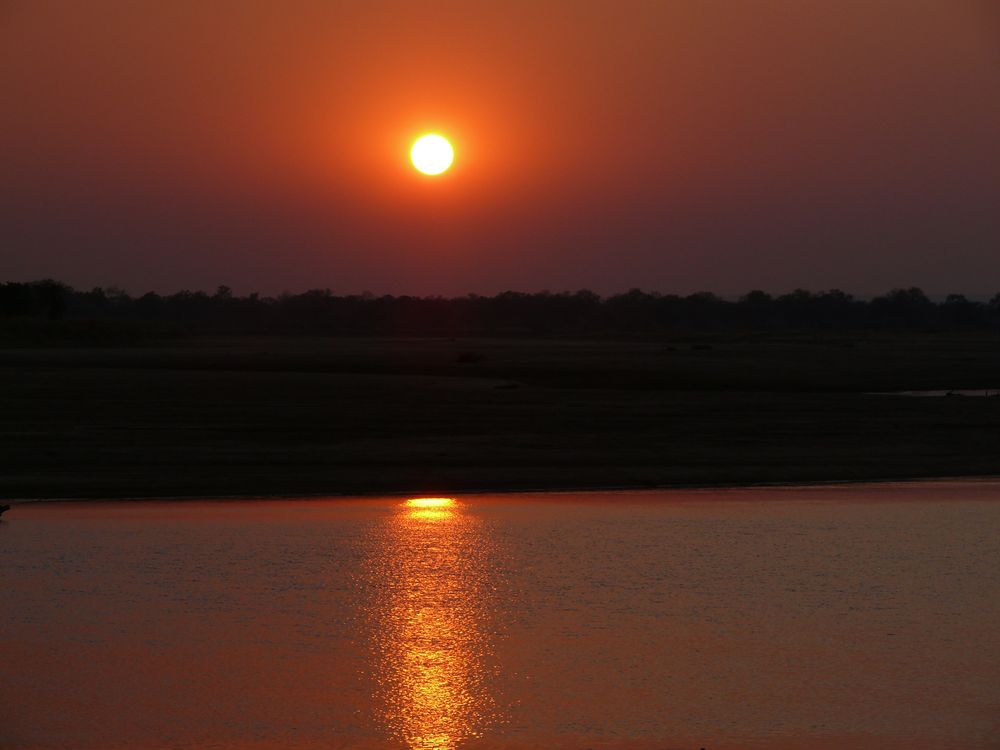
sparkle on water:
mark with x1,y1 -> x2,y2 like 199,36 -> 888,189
405,497 -> 456,508
371,497 -> 495,749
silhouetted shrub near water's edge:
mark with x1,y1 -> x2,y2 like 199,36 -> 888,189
2,280 -> 1000,343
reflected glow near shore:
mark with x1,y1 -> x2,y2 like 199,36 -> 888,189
405,497 -> 457,508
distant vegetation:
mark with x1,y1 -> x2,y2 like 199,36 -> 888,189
2,280 -> 1000,342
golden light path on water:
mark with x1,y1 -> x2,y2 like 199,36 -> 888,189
368,497 -> 502,750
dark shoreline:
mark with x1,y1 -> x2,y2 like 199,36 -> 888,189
9,472 -> 1000,504
4,334 -> 1000,502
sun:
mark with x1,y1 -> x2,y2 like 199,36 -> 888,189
410,134 -> 454,176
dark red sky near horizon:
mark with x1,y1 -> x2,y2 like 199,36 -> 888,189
2,1 -> 999,297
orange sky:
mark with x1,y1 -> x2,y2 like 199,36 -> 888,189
1,1 -> 999,295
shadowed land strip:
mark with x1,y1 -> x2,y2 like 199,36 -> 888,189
1,334 -> 999,499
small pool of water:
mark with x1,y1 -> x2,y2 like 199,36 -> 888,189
873,389 -> 1000,397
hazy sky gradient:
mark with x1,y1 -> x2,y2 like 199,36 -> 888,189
2,1 -> 998,295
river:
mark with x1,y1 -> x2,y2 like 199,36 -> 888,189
2,481 -> 999,749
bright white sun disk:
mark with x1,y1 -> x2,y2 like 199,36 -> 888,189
410,134 -> 454,175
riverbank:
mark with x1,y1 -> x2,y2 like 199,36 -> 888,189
2,333 -> 999,500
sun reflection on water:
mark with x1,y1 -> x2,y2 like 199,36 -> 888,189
404,497 -> 456,509
404,498 -> 457,522
367,497 -> 501,750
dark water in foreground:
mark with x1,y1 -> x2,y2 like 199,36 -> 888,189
2,482 -> 1000,750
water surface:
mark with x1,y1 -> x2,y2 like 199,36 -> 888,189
3,481 -> 1000,749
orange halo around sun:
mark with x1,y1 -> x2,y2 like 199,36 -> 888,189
410,134 -> 454,175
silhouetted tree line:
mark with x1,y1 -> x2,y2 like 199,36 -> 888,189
3,280 -> 1000,338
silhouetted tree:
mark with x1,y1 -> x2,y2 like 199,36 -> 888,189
941,294 -> 985,329
32,280 -> 69,320
870,287 -> 937,329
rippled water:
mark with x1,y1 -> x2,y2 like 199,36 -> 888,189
2,481 -> 1000,750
